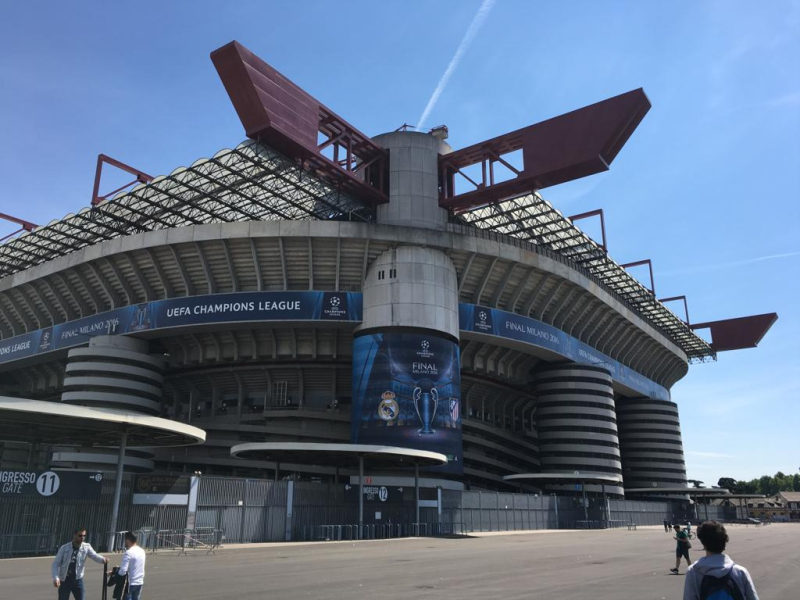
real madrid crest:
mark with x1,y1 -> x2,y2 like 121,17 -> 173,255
377,391 -> 399,422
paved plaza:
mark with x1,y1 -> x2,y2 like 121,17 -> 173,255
2,524 -> 797,599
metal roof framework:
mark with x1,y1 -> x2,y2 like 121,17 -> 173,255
456,193 -> 715,362
0,140 -> 372,278
0,140 -> 713,362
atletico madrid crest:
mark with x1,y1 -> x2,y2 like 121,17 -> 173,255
449,398 -> 459,422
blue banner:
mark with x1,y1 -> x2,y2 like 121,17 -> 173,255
351,332 -> 462,474
151,291 -> 361,329
0,290 -> 666,402
459,304 -> 669,401
0,291 -> 362,365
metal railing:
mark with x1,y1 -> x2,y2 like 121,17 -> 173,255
317,522 -> 467,541
152,528 -> 224,555
571,520 -> 636,530
0,533 -> 57,558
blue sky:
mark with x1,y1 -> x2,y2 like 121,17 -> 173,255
1,1 -> 798,486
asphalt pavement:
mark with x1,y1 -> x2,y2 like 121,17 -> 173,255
2,524 -> 797,599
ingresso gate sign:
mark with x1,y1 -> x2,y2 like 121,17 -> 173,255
0,470 -> 103,498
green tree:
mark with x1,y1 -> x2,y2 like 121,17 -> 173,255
718,477 -> 737,491
793,474 -> 800,492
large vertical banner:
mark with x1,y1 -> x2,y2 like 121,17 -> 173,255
351,331 -> 462,473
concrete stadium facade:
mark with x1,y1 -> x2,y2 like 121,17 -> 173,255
0,129 -> 696,498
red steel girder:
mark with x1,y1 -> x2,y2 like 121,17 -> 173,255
0,212 -> 38,243
211,41 -> 388,208
92,154 -> 154,206
568,209 -> 607,251
691,313 -> 778,352
659,295 -> 690,325
440,88 -> 651,212
620,259 -> 655,295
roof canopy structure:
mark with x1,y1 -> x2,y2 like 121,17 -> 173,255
0,396 -> 206,447
211,41 -> 389,208
440,89 -> 651,210
0,41 -> 776,364
0,140 -> 372,279
230,442 -> 447,469
455,194 -> 716,361
691,313 -> 778,352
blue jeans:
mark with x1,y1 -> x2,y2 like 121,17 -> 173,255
125,584 -> 143,600
58,577 -> 84,600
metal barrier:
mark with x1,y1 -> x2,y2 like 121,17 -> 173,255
433,522 -> 467,536
571,520 -> 636,530
318,522 -> 466,541
151,528 -> 224,555
0,533 -> 57,558
105,531 -> 128,553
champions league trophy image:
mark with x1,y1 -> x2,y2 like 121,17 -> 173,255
412,379 -> 439,435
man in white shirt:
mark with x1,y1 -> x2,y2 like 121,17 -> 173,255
117,531 -> 146,600
51,527 -> 108,600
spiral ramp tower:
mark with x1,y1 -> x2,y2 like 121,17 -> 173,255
51,336 -> 164,472
616,397 -> 688,495
534,365 -> 624,497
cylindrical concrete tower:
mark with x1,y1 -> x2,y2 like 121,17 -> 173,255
534,364 -> 624,496
61,336 -> 164,414
372,131 -> 451,231
53,336 -> 164,472
350,131 -> 462,475
360,245 -> 459,339
616,397 -> 688,491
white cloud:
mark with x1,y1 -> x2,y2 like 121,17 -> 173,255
768,90 -> 800,108
685,451 -> 736,459
659,251 -> 800,277
416,0 -> 498,131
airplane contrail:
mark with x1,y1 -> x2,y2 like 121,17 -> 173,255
416,0 -> 498,132
660,251 -> 800,277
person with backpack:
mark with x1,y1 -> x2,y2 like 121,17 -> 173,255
683,520 -> 759,600
670,523 -> 692,574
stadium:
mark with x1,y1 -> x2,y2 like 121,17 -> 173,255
0,40 -> 777,508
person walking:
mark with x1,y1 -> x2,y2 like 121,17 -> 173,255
117,531 -> 146,600
670,523 -> 692,574
683,520 -> 759,599
664,519 -> 670,532
51,527 -> 108,600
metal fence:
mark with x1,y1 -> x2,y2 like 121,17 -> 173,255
0,473 -> 739,556
195,477 -> 288,544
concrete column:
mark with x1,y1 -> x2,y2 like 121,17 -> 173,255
358,456 -> 364,539
582,481 -> 588,523
107,431 -> 128,552
415,463 -> 420,525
